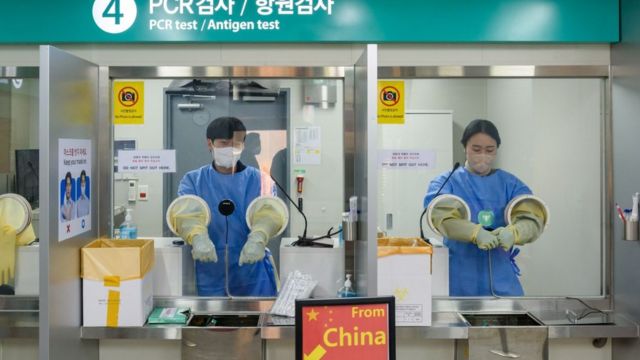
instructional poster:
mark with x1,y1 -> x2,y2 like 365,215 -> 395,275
58,138 -> 92,242
294,126 -> 321,165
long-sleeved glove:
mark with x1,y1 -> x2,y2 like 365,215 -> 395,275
191,233 -> 217,263
0,224 -> 16,285
239,232 -> 268,266
430,198 -> 498,250
168,196 -> 217,263
494,199 -> 545,250
239,203 -> 284,266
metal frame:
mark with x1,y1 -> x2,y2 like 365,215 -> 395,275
0,66 -> 39,312
103,65 -> 614,312
0,66 -> 38,78
378,65 -> 609,78
380,65 -> 613,311
104,65 -> 357,288
109,66 -> 346,79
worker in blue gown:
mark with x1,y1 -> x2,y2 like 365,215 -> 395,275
424,119 -> 544,296
178,116 -> 278,296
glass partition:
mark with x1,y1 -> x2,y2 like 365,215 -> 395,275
378,78 -> 605,297
0,76 -> 39,297
112,77 -> 345,297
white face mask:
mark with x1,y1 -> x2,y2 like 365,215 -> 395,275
467,153 -> 495,175
213,146 -> 243,169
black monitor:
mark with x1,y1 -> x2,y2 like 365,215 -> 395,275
15,149 -> 39,207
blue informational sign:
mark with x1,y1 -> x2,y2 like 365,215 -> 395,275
0,0 -> 619,43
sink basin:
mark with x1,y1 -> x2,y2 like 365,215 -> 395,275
211,314 -> 260,327
461,313 -> 543,327
187,314 -> 261,327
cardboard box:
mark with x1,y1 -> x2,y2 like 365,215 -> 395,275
81,239 -> 154,327
377,237 -> 432,326
280,237 -> 344,298
15,245 -> 39,296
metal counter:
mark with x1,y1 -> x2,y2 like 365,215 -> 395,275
0,296 -> 39,339
0,312 -> 39,339
81,298 -> 639,341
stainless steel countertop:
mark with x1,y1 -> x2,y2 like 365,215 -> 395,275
0,312 -> 39,339
81,310 -> 638,341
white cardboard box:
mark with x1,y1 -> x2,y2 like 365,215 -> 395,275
378,252 -> 432,326
81,239 -> 155,327
15,245 -> 39,296
83,274 -> 153,327
432,245 -> 449,297
280,237 -> 344,298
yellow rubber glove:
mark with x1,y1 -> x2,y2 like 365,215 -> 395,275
239,203 -> 284,266
0,224 -> 17,285
430,200 -> 497,249
16,224 -> 36,246
494,200 -> 545,248
168,197 -> 217,263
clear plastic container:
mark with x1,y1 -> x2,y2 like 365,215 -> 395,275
119,208 -> 138,239
337,274 -> 356,297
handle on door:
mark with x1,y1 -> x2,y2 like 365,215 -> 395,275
386,213 -> 393,230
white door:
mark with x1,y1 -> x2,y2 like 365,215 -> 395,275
377,111 -> 453,239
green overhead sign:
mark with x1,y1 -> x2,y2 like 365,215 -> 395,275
0,0 -> 619,43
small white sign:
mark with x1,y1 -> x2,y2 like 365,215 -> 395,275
378,149 -> 436,170
294,126 -> 321,165
118,150 -> 176,173
58,138 -> 92,242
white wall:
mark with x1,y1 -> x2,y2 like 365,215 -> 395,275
394,78 -> 604,296
487,79 -> 603,296
280,79 -> 345,239
114,79 -> 172,236
405,79 -> 489,163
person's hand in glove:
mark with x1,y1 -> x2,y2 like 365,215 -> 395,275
0,224 -> 17,285
492,226 -> 516,251
474,228 -> 499,250
191,233 -> 217,262
239,232 -> 268,266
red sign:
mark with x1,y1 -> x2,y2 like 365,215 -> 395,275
296,297 -> 395,360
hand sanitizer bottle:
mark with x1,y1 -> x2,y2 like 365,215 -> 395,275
119,208 -> 138,239
337,274 -> 356,297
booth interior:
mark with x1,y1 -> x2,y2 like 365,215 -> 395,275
2,41 -> 640,360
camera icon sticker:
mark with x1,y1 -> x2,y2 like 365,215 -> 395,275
118,87 -> 139,107
380,86 -> 401,107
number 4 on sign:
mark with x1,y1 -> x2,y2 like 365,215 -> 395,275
103,0 -> 123,24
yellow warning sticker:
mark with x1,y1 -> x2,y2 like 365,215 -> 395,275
113,81 -> 144,125
377,80 -> 405,125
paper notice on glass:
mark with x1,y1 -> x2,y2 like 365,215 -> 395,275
378,150 -> 436,170
294,127 -> 321,165
118,150 -> 176,173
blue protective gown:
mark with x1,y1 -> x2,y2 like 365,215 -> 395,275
423,167 -> 531,296
178,162 -> 277,296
